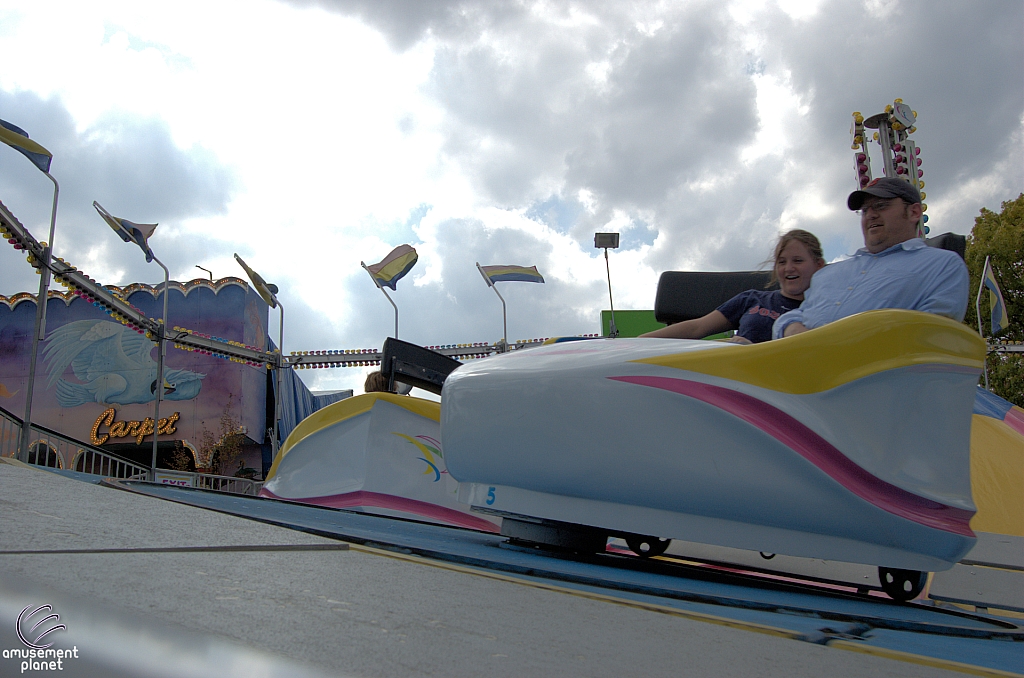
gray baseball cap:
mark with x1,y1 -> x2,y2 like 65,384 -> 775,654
848,177 -> 922,210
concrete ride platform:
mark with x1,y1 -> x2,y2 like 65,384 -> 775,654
1,458 -> 1020,677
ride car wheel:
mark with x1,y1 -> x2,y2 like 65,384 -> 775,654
878,567 -> 928,602
626,536 -> 671,558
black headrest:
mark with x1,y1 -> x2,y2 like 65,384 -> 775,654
381,338 -> 462,396
654,271 -> 775,325
924,232 -> 966,260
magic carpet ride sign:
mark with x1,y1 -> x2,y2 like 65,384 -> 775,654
90,407 -> 181,446
4,604 -> 79,673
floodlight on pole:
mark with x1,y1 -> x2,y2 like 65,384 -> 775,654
234,254 -> 284,457
2,119 -> 60,463
195,265 -> 213,281
594,232 -> 620,338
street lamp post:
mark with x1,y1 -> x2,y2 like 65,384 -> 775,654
17,172 -> 59,462
149,257 -> 170,480
93,202 -> 162,478
0,120 -> 59,462
273,301 -> 284,455
233,254 -> 283,457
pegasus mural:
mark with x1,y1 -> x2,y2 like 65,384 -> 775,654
43,320 -> 204,407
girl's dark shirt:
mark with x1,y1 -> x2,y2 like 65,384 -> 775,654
716,289 -> 802,344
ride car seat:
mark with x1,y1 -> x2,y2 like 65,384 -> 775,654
653,232 -> 965,324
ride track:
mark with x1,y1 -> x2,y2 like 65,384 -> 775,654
1,198 -> 585,374
95,477 -> 1024,677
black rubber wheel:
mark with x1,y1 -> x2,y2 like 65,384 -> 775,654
625,536 -> 671,558
878,567 -> 928,602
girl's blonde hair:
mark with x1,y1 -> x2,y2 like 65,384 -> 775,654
766,229 -> 825,287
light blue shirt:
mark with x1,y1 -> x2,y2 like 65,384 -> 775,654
772,239 -> 969,339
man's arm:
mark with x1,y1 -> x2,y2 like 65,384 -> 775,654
772,309 -> 805,339
783,322 -> 809,337
917,255 -> 970,322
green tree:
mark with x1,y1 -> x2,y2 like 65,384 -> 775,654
166,441 -> 196,472
964,193 -> 1023,407
198,394 -> 247,475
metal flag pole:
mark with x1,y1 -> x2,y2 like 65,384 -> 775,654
976,256 -> 990,390
362,262 -> 399,338
273,300 -> 285,456
18,172 -> 59,462
150,256 -> 170,480
476,263 -> 507,350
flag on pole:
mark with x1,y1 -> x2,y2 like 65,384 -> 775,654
234,253 -> 279,308
981,257 -> 1009,336
0,119 -> 52,173
93,202 -> 158,263
478,265 -> 545,286
365,244 -> 418,290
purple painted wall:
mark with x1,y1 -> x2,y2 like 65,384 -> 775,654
0,278 -> 268,471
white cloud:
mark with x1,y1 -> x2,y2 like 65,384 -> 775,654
776,0 -> 825,21
740,71 -> 810,164
1,0 -> 1021,399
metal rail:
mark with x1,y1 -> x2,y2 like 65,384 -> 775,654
4,199 -> 596,373
0,403 -> 149,479
158,469 -> 263,496
1,405 -> 262,494
196,472 -> 262,496
990,341 -> 1024,354
109,479 -> 1024,646
284,336 -> 603,370
0,200 -> 279,368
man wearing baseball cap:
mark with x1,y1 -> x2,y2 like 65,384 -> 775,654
773,177 -> 968,339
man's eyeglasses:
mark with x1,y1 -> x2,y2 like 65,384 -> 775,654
859,199 -> 902,216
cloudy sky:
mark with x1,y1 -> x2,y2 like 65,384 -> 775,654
0,0 -> 1021,395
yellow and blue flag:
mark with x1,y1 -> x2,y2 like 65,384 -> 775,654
0,119 -> 52,173
478,264 -> 545,286
365,244 -> 418,290
93,202 -> 158,263
981,257 -> 1009,336
234,253 -> 279,309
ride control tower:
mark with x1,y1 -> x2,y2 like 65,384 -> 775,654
850,99 -> 928,238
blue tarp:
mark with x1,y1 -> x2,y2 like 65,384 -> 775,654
265,337 -> 351,447
275,367 -> 350,444
258,341 -> 352,477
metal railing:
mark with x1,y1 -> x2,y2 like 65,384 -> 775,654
150,468 -> 262,495
76,448 -> 150,480
1,404 -> 149,479
195,472 -> 263,496
1,404 -> 262,495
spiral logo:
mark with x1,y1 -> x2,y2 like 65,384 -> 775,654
16,605 -> 66,650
